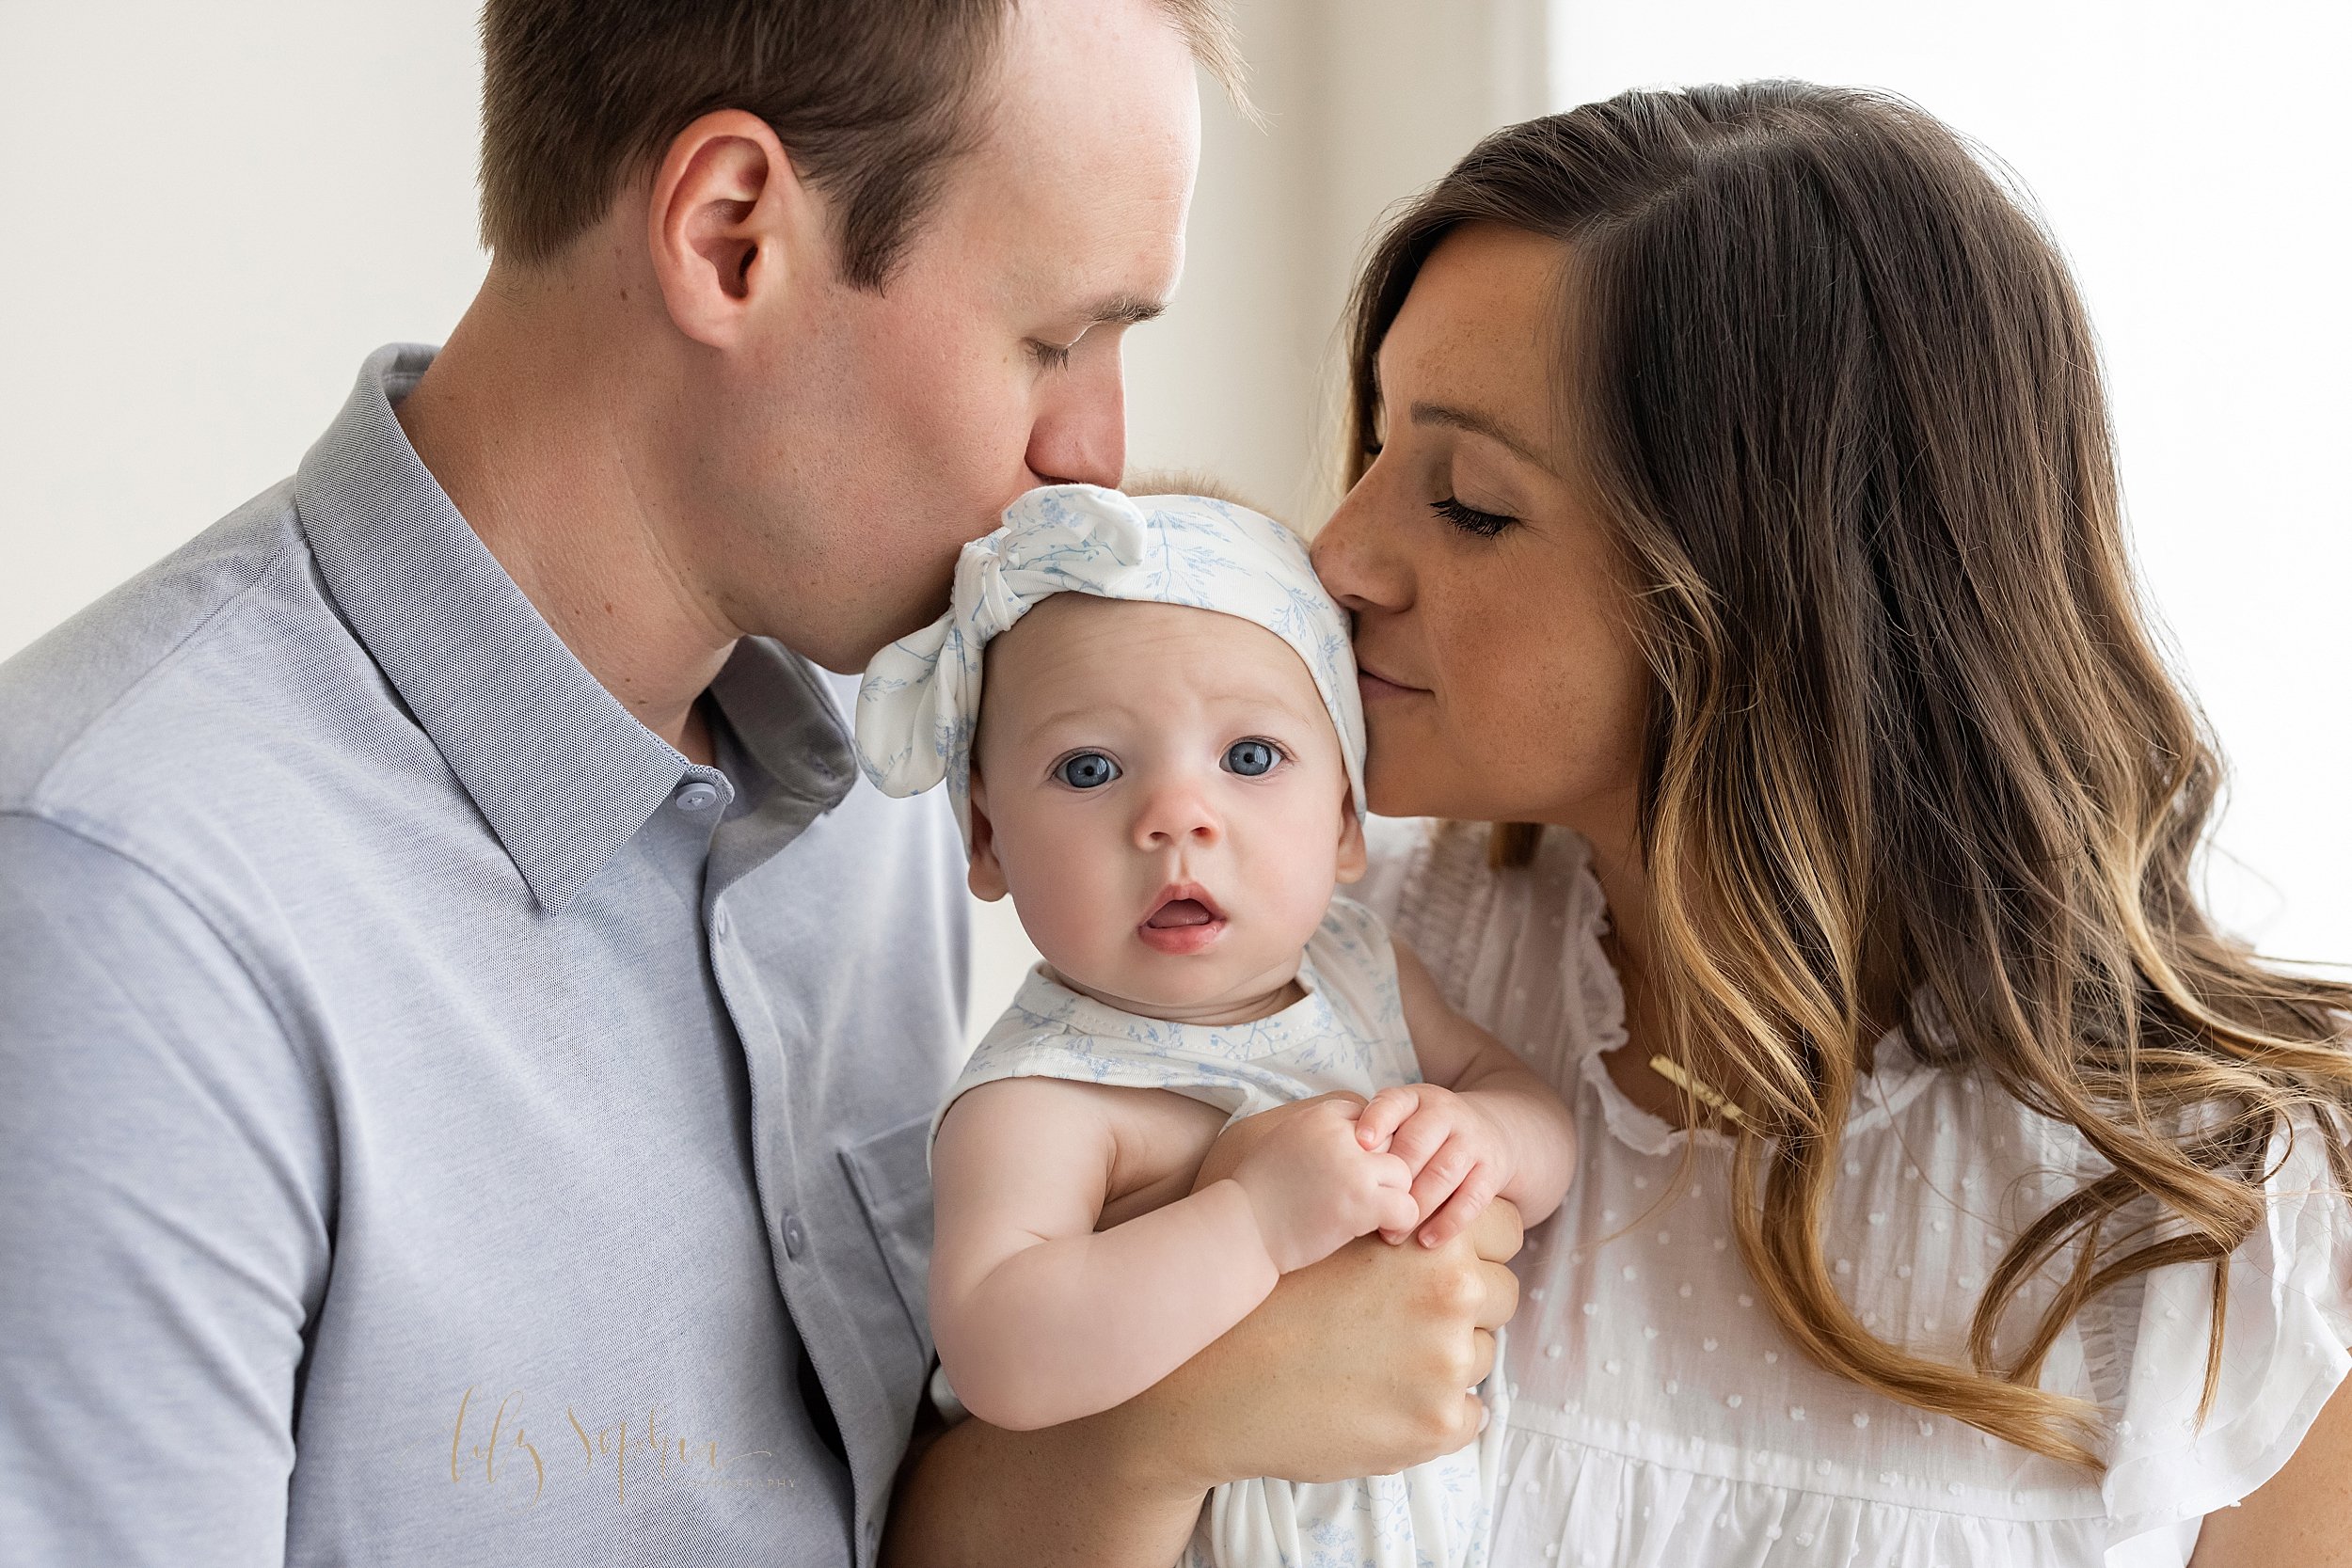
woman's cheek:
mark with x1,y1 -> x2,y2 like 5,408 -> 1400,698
1362,689 -> 1462,817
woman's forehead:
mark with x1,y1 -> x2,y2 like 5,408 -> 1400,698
1378,227 -> 1566,446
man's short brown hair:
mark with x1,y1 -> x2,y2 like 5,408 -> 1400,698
479,0 -> 1244,289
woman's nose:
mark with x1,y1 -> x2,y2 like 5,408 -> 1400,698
1132,774 -> 1221,851
1310,471 -> 1405,613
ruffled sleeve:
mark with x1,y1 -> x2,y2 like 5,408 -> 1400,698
2098,1113 -> 2352,1545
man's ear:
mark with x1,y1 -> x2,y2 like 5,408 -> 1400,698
965,767 -> 1010,902
1335,795 -> 1368,885
645,109 -> 819,350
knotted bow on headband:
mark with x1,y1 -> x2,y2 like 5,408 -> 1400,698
853,483 -> 1366,847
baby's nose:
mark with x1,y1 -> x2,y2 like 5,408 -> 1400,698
1132,777 -> 1221,849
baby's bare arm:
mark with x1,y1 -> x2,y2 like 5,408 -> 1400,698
928,1077 -> 1280,1432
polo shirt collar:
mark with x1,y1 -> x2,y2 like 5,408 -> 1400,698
294,343 -> 855,912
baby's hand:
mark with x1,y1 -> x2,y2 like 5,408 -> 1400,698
1356,1084 -> 1517,1248
1229,1097 -> 1421,1274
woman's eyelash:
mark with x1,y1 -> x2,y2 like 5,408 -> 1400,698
1431,496 -> 1518,537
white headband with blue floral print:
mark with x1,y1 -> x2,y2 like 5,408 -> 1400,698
853,483 -> 1366,847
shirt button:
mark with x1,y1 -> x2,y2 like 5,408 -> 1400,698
712,910 -> 732,941
675,780 -> 721,813
783,1212 -> 807,1259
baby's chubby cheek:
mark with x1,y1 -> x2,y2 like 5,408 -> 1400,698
997,839 -> 1131,974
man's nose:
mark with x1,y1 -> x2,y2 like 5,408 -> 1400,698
1132,772 -> 1220,851
1025,349 -> 1127,489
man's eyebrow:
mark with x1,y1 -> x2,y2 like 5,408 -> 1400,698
1084,293 -> 1168,327
1408,400 -> 1556,475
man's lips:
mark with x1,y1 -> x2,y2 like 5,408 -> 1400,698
1138,885 -> 1227,955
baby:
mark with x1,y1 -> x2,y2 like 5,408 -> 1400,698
855,483 -> 1577,1568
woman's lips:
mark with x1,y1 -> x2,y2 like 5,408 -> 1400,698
1356,665 -> 1429,701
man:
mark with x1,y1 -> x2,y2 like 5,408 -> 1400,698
0,0 -> 1205,1560
0,3 -> 1520,1563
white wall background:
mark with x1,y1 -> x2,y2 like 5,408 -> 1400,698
2,2 -> 2342,1040
0,2 -> 489,655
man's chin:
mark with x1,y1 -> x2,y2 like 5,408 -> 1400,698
805,641 -> 879,677
780,599 -> 946,676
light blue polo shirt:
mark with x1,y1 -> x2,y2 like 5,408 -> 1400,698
0,345 -> 968,1565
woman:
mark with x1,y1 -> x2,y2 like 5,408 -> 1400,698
886,83 -> 2352,1566
1311,78 -> 2352,1564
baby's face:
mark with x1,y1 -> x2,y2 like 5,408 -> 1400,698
968,594 -> 1366,1022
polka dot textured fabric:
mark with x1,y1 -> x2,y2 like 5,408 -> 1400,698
1357,818 -> 2352,1567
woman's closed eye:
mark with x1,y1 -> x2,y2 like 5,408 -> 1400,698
1431,496 -> 1518,538
1053,750 -> 1120,789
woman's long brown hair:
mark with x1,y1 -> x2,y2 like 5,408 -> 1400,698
1343,82 -> 2352,1465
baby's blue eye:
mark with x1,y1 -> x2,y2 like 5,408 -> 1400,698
1055,752 -> 1120,789
1224,739 -> 1279,777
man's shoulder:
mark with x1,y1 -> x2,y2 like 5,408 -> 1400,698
0,479 -> 373,852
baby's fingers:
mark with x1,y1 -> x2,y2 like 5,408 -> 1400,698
1383,1104 -> 1455,1178
1374,1185 -> 1422,1240
1417,1164 -> 1501,1249
1367,1147 -> 1420,1244
1406,1132 -> 1478,1223
1356,1085 -> 1421,1149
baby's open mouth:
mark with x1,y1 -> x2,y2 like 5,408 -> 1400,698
1138,885 -> 1227,954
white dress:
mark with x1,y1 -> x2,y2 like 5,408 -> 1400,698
936,894 -> 1510,1568
1357,817 -> 2352,1568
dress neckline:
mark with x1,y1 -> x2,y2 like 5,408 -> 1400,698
1543,828 -> 1943,1157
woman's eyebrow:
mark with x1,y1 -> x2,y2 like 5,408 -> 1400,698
1408,400 -> 1556,476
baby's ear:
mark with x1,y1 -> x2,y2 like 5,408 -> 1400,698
1335,795 -> 1368,885
965,767 -> 1010,901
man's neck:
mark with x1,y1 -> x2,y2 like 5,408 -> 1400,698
393,274 -> 738,766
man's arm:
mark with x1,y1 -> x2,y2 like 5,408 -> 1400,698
0,814 -> 330,1565
880,1369 -> 1216,1568
883,1093 -> 1521,1568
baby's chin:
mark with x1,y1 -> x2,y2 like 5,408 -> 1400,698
1047,946 -> 1310,1028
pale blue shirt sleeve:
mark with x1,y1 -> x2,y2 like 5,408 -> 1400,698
0,812 -> 331,1565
